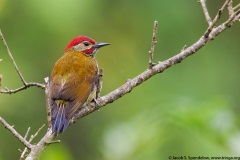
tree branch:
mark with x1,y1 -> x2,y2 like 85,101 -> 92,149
199,0 -> 212,26
227,0 -> 233,16
26,130 -> 55,160
204,0 -> 231,37
19,127 -> 31,159
0,117 -> 32,149
20,125 -> 45,159
148,21 -> 158,69
24,2 -> 240,159
72,6 -> 240,123
233,3 -> 240,11
0,29 -> 45,94
0,29 -> 27,85
0,82 -> 45,94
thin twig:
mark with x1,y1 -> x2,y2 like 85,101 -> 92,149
199,0 -> 212,26
233,3 -> 240,11
148,21 -> 158,69
96,68 -> 103,98
18,149 -> 22,153
204,0 -> 231,37
235,12 -> 240,22
27,130 -> 55,159
19,127 -> 31,159
20,125 -> 45,159
0,29 -> 27,85
0,82 -> 45,94
30,124 -> 46,141
0,117 -> 32,149
0,30 -> 45,94
225,9 -> 240,26
45,140 -> 61,144
227,0 -> 234,16
181,45 -> 187,52
24,127 -> 31,140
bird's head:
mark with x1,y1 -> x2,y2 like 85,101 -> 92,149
64,36 -> 109,56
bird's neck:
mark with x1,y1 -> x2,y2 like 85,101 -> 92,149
64,49 -> 94,58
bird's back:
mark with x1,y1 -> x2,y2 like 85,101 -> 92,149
49,50 -> 98,133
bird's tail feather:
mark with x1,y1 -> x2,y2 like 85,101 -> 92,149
51,101 -> 69,134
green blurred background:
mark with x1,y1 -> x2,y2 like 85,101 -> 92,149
0,0 -> 240,159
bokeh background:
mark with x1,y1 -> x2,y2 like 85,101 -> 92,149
0,0 -> 240,159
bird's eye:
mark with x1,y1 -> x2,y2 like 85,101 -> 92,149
83,41 -> 90,46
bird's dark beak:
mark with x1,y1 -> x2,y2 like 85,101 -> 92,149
93,43 -> 110,48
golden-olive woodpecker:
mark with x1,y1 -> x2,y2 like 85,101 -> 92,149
49,36 -> 109,134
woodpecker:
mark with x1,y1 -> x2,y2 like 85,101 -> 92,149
49,36 -> 109,134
